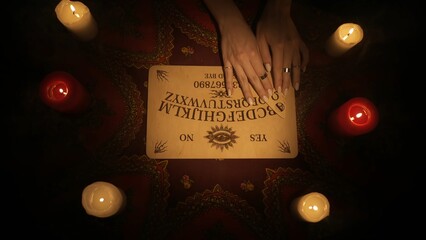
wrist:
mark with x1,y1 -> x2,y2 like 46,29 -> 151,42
267,0 -> 292,14
203,0 -> 247,31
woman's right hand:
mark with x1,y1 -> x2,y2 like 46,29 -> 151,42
256,0 -> 309,95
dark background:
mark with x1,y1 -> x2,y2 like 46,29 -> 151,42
3,0 -> 422,238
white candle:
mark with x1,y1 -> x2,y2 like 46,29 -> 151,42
325,23 -> 364,57
81,181 -> 125,218
55,0 -> 98,41
291,192 -> 330,223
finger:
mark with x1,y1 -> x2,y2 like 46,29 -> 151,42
256,70 -> 273,98
233,64 -> 254,105
256,36 -> 274,96
257,35 -> 272,73
271,45 -> 284,94
241,60 -> 269,102
300,41 -> 310,72
291,50 -> 301,91
292,65 -> 301,91
223,63 -> 234,96
282,46 -> 293,96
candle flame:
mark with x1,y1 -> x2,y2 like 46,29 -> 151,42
58,87 -> 68,96
69,4 -> 81,18
350,112 -> 364,121
342,27 -> 355,40
309,205 -> 319,211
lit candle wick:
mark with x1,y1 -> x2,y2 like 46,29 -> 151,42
70,5 -> 81,18
350,112 -> 364,121
342,27 -> 354,40
59,87 -> 67,95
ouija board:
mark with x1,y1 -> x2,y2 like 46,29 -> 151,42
146,65 -> 298,159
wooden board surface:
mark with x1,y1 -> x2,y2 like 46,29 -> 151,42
146,65 -> 298,159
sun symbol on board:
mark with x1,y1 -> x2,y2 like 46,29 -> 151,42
156,70 -> 168,81
205,125 -> 239,151
154,140 -> 167,153
278,140 -> 291,153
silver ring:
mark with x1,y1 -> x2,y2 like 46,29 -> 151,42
259,72 -> 268,80
283,67 -> 291,73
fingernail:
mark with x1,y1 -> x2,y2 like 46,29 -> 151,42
294,82 -> 299,91
227,88 -> 232,96
284,88 -> 288,96
248,97 -> 254,106
277,86 -> 282,94
302,66 -> 306,73
267,89 -> 273,97
263,95 -> 269,102
265,63 -> 271,72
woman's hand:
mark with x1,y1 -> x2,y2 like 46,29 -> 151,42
256,0 -> 309,95
203,0 -> 272,105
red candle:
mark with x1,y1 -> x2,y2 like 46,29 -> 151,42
40,71 -> 91,113
328,97 -> 379,137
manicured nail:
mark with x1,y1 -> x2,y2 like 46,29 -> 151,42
263,95 -> 269,102
277,86 -> 282,94
227,88 -> 232,96
247,97 -> 254,106
265,63 -> 271,72
267,89 -> 273,97
284,88 -> 288,96
294,82 -> 299,91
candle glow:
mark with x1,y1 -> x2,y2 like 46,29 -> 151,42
291,192 -> 330,223
81,181 -> 125,218
39,71 -> 91,113
55,0 -> 98,41
325,23 -> 364,57
47,81 -> 69,101
328,97 -> 379,137
350,105 -> 369,125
